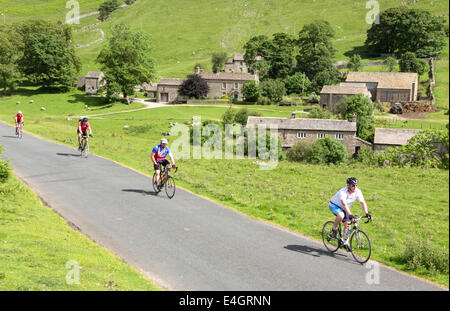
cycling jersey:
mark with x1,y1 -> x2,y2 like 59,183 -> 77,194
78,121 -> 90,133
15,114 -> 23,123
152,145 -> 171,163
330,187 -> 365,209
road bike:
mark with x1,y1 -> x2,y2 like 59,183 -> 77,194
80,134 -> 92,158
322,215 -> 372,264
16,122 -> 23,139
152,164 -> 177,199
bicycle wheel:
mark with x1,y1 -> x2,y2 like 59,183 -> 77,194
18,127 -> 22,139
165,176 -> 176,199
152,173 -> 161,193
349,230 -> 372,264
322,221 -> 341,253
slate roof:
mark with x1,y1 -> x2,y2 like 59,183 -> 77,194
158,78 -> 186,86
246,117 -> 357,132
86,71 -> 104,79
374,128 -> 419,145
346,72 -> 418,90
320,85 -> 371,96
199,72 -> 256,81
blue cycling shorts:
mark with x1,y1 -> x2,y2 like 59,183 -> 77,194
329,202 -> 350,221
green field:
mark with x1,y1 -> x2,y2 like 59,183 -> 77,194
1,94 -> 448,286
0,174 -> 160,290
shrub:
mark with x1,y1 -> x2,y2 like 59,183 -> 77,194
308,106 -> 333,119
222,106 -> 235,124
354,145 -> 377,166
0,145 -> 10,184
399,238 -> 449,275
242,81 -> 260,102
179,74 -> 209,99
283,73 -> 311,96
309,137 -> 348,165
374,101 -> 391,113
245,131 -> 283,160
286,140 -> 313,162
260,79 -> 286,102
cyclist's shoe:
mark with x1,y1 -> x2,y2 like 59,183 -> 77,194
331,228 -> 338,238
343,241 -> 352,252
78,144 -> 82,151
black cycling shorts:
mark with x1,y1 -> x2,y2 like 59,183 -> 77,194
154,159 -> 170,170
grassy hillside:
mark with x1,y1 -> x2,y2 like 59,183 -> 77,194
0,174 -> 160,290
5,0 -> 447,77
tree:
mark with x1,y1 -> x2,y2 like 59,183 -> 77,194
98,0 -> 119,22
266,33 -> 296,79
308,106 -> 333,119
366,7 -> 446,57
283,72 -> 311,96
243,35 -> 271,69
178,74 -> 209,99
309,137 -> 348,165
211,52 -> 228,73
0,25 -> 23,95
297,20 -> 335,55
18,20 -> 80,89
383,56 -> 397,72
222,106 -> 235,124
234,108 -> 250,126
286,140 -> 313,162
97,23 -> 155,101
242,81 -> 260,102
336,94 -> 375,142
399,52 -> 428,76
348,54 -> 363,72
260,79 -> 285,102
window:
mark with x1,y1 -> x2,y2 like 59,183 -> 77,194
222,82 -> 227,89
297,132 -> 307,139
234,82 -> 239,89
317,133 -> 326,139
335,133 -> 344,140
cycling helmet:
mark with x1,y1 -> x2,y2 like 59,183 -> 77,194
346,177 -> 358,186
160,138 -> 168,144
18,111 -> 22,114
82,117 -> 88,122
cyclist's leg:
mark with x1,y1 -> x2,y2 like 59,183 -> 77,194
77,130 -> 82,147
154,163 -> 161,185
329,203 -> 344,230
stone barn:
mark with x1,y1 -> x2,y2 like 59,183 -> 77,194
320,85 -> 371,111
345,72 -> 418,103
156,78 -> 186,102
373,128 -> 419,153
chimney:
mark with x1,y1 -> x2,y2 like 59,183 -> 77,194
195,65 -> 201,74
351,114 -> 357,122
291,112 -> 296,119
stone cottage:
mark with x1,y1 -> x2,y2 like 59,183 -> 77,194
198,71 -> 258,100
320,84 -> 372,111
156,78 -> 186,102
373,128 -> 419,153
345,72 -> 418,103
246,115 -> 372,155
225,53 -> 248,73
77,72 -> 105,94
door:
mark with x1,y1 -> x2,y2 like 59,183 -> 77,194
161,93 -> 169,102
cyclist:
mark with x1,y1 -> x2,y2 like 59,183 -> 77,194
328,177 -> 372,247
151,138 -> 176,187
15,111 -> 24,136
77,116 -> 93,150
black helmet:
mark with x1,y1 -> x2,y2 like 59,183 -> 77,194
347,177 -> 358,186
82,117 -> 88,122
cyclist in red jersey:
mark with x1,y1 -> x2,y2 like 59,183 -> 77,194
15,111 -> 24,136
77,116 -> 93,150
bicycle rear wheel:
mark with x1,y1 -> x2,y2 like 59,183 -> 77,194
165,176 -> 175,199
152,173 -> 161,193
18,127 -> 22,139
349,230 -> 372,264
322,221 -> 341,252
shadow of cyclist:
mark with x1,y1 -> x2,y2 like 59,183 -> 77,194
284,244 -> 358,265
121,189 -> 159,196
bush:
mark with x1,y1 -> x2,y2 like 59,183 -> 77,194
0,145 -> 10,184
354,145 -> 377,166
283,73 -> 311,96
242,81 -> 260,102
374,101 -> 391,113
309,137 -> 348,165
222,106 -> 235,124
400,238 -> 449,275
286,140 -> 313,162
179,74 -> 209,99
308,106 -> 333,119
260,79 -> 286,103
234,108 -> 250,126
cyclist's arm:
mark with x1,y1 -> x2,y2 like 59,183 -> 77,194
88,125 -> 93,135
340,199 -> 352,218
360,201 -> 369,215
168,153 -> 175,166
151,153 -> 157,165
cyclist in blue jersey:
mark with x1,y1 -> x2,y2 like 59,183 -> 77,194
151,138 -> 176,187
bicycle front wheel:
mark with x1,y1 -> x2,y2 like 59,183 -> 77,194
349,230 -> 372,264
165,176 -> 176,199
322,221 -> 340,253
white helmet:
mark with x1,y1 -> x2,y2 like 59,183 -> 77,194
160,138 -> 168,144
18,111 -> 22,114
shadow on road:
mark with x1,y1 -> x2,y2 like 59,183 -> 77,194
56,152 -> 81,157
122,189 -> 158,196
2,135 -> 19,139
284,244 -> 357,265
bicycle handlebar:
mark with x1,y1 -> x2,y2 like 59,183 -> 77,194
354,215 -> 371,224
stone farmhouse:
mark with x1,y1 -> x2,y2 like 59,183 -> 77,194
155,71 -> 258,103
373,128 -> 419,153
246,115 -> 372,155
345,71 -> 418,103
77,71 -> 105,94
320,84 -> 372,111
225,53 -> 248,73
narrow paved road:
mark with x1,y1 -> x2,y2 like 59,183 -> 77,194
0,122 -> 445,291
